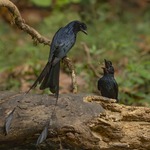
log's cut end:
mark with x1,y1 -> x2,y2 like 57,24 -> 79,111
0,91 -> 150,150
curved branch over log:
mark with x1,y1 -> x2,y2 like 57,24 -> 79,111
0,0 -> 51,45
0,91 -> 149,150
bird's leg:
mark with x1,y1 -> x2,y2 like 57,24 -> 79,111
62,56 -> 77,93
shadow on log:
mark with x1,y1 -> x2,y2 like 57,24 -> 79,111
0,91 -> 150,150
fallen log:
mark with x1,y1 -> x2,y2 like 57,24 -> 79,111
0,91 -> 150,150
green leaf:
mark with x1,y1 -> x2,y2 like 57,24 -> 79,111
30,0 -> 52,7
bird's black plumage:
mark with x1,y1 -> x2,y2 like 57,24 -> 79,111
97,59 -> 119,102
27,21 -> 87,98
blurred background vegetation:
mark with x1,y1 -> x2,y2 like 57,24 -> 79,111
0,0 -> 149,106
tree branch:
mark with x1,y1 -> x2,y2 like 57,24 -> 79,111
0,0 -> 51,45
82,42 -> 100,77
62,57 -> 77,93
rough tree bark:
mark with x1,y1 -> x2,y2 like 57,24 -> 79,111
0,91 -> 150,150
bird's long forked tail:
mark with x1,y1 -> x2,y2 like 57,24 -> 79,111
26,60 -> 60,123
48,62 -> 60,128
26,62 -> 52,94
39,61 -> 60,99
50,61 -> 60,100
36,62 -> 60,146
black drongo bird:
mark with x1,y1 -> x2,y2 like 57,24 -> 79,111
97,59 -> 119,102
27,21 -> 87,99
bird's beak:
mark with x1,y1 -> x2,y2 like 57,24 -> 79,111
104,59 -> 108,68
81,29 -> 87,35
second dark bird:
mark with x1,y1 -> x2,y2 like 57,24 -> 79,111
97,59 -> 119,102
27,21 -> 87,99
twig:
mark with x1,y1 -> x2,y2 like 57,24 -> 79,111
62,57 -> 77,93
0,0 -> 50,45
81,42 -> 100,77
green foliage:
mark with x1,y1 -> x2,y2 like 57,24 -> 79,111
29,0 -> 80,7
118,61 -> 150,105
29,0 -> 52,7
56,0 -> 80,6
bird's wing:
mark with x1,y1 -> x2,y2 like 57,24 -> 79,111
49,28 -> 76,62
113,79 -> 118,99
98,77 -> 113,91
48,27 -> 63,62
98,77 -> 106,91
